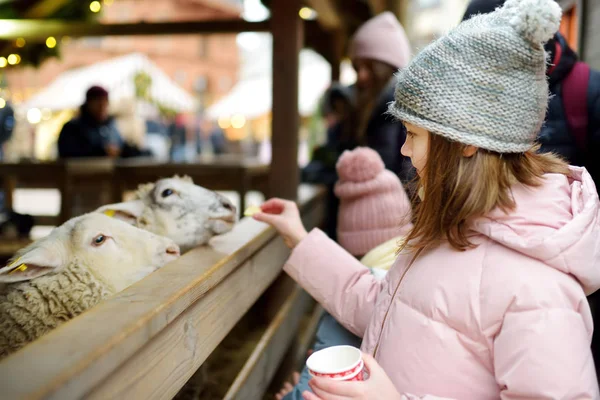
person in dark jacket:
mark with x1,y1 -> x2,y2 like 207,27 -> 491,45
58,86 -> 123,158
302,11 -> 416,240
0,102 -> 14,161
464,0 -> 600,384
463,0 -> 600,188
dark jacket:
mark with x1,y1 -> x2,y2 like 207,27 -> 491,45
540,34 -> 600,187
0,103 -> 14,160
58,108 -> 123,158
303,78 -> 415,239
462,1 -> 600,188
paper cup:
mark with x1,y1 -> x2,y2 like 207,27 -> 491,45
306,345 -> 365,381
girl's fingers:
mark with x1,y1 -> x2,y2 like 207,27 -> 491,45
252,211 -> 282,225
308,384 -> 351,400
360,352 -> 380,373
309,377 -> 362,397
261,198 -> 291,213
302,391 -> 322,400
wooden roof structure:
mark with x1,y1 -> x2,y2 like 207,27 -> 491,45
0,0 -> 407,200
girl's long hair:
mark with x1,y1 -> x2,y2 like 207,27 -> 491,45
401,134 -> 570,253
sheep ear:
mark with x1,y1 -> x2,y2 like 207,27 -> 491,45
0,247 -> 63,283
96,200 -> 145,225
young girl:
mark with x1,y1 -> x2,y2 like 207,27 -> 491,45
278,147 -> 413,400
255,0 -> 600,398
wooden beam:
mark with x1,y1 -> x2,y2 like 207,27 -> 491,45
306,0 -> 342,30
270,0 -> 303,201
23,0 -> 71,18
368,0 -> 387,14
223,286 -> 312,400
0,185 -> 325,400
0,19 -> 270,40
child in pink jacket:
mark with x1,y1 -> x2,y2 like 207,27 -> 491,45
256,0 -> 600,398
278,147 -> 413,400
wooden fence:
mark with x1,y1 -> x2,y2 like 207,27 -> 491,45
0,185 -> 325,400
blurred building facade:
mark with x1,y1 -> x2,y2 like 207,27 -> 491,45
404,0 -> 469,52
4,0 -> 242,109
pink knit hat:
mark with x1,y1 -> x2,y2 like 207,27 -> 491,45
350,11 -> 411,69
334,147 -> 412,257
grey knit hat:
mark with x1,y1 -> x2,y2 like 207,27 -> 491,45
389,0 -> 562,153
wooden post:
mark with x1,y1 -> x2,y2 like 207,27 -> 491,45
270,0 -> 303,201
331,29 -> 345,82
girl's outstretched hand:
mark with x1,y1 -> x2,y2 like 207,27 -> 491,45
253,198 -> 308,249
302,353 -> 402,400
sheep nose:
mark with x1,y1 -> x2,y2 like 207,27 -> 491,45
166,244 -> 180,257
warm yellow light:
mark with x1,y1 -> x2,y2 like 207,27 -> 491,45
7,54 -> 18,65
46,36 -> 57,49
231,114 -> 246,129
299,7 -> 317,20
0,57 -> 7,68
61,36 -> 71,44
15,38 -> 25,48
103,0 -> 114,5
90,1 -> 102,12
0,99 -> 6,109
42,108 -> 52,120
27,108 -> 42,124
217,116 -> 231,129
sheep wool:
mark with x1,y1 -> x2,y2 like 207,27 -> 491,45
0,262 -> 113,358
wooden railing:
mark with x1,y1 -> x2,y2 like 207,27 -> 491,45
0,185 -> 325,400
0,156 -> 269,225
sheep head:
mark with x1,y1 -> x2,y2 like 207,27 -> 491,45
96,176 -> 238,253
0,213 -> 180,292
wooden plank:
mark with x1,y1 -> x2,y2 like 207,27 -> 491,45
270,0 -> 303,200
224,286 -> 312,400
368,0 -> 387,14
0,19 -> 270,40
25,0 -> 71,18
295,305 -> 326,367
86,235 -> 291,400
306,0 -> 342,30
0,185 -> 325,400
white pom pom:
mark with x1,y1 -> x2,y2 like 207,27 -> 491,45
501,0 -> 562,43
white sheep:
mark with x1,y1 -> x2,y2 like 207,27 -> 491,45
96,176 -> 237,253
0,212 -> 180,359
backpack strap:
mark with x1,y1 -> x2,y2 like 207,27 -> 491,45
562,61 -> 591,154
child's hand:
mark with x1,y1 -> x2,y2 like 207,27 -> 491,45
253,198 -> 308,249
302,353 -> 401,400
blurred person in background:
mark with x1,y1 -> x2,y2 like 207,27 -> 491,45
0,100 -> 14,161
58,86 -> 122,158
302,11 -> 415,240
58,86 -> 150,159
168,113 -> 187,162
463,0 -> 600,188
197,118 -> 228,156
464,0 -> 600,383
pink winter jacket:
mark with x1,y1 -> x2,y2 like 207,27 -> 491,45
284,167 -> 600,399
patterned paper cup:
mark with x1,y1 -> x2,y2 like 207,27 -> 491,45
306,345 -> 365,381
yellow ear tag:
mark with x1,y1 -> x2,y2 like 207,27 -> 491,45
8,264 -> 27,274
244,205 -> 261,217
103,210 -> 116,218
